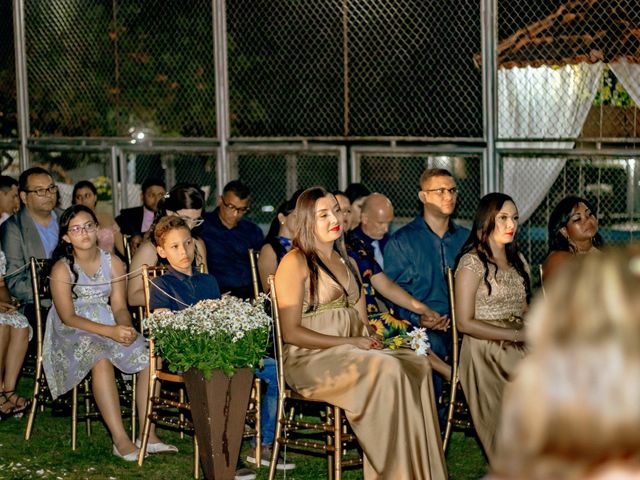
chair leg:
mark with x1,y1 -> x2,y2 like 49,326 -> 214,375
254,379 -> 261,468
24,356 -> 44,440
442,377 -> 459,453
84,379 -> 92,436
179,388 -> 185,440
137,376 -> 156,466
131,372 -> 137,441
334,406 -> 343,480
326,406 -> 334,480
267,396 -> 286,480
71,385 -> 78,451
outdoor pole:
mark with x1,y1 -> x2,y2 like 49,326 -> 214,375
212,0 -> 230,195
481,0 -> 498,194
13,0 -> 31,170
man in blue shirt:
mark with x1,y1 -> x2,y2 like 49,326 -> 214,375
201,180 -> 264,300
384,168 -> 469,421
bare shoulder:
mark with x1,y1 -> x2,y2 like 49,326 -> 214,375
50,259 -> 71,280
278,249 -> 308,275
110,253 -> 126,274
130,240 -> 158,267
542,250 -> 573,280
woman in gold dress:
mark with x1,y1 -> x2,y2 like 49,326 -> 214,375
274,187 -> 447,480
454,193 -> 530,465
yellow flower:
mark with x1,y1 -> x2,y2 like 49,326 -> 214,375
368,318 -> 384,336
380,312 -> 411,331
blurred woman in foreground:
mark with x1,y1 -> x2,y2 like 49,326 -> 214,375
493,246 -> 640,480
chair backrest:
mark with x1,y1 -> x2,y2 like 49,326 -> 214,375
538,264 -> 547,299
267,275 -> 287,395
141,265 -> 169,318
446,267 -> 460,384
29,257 -> 54,357
248,248 -> 261,299
122,234 -> 134,268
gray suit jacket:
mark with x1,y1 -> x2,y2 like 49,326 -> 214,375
0,207 -> 62,303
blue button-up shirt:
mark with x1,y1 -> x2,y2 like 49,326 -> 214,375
149,266 -> 221,312
384,216 -> 469,325
200,209 -> 264,298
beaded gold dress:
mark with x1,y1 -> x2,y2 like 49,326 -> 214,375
456,252 -> 528,464
284,265 -> 447,480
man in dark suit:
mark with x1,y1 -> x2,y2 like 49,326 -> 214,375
0,166 -> 63,315
115,177 -> 166,251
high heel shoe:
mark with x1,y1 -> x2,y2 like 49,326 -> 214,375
1,391 -> 30,413
112,444 -> 140,461
0,391 -> 24,420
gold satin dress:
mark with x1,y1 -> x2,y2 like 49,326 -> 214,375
284,266 -> 447,480
456,252 -> 528,465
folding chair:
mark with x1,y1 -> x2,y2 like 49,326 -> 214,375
267,275 -> 361,480
442,267 -> 475,452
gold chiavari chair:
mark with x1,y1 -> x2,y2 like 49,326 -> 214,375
267,275 -> 362,480
24,257 -> 134,449
248,248 -> 261,299
137,264 -> 199,477
442,268 -> 475,452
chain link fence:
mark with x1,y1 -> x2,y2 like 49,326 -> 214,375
228,0 -> 483,138
1,0 -> 640,259
22,0 -> 216,138
501,154 -> 640,287
355,150 -> 482,226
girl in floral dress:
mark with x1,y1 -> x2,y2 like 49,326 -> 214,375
43,205 -> 171,460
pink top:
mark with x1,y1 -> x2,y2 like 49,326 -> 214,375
141,207 -> 155,233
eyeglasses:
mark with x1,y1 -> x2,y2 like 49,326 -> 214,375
179,216 -> 204,228
221,198 -> 250,214
25,185 -> 58,197
424,187 -> 458,196
67,221 -> 98,236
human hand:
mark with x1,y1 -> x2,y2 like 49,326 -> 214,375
419,309 -> 450,331
350,336 -> 383,350
111,325 -> 138,345
0,300 -> 18,314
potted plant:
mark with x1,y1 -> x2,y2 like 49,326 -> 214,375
146,295 -> 271,480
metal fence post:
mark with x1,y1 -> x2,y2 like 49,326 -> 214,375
212,0 -> 230,191
481,0 -> 498,194
12,0 -> 30,170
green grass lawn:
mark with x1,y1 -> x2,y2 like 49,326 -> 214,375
0,380 -> 487,480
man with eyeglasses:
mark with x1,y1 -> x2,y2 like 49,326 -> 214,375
201,180 -> 263,300
0,166 -> 63,319
384,168 -> 469,426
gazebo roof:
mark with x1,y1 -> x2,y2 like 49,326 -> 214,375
474,0 -> 640,69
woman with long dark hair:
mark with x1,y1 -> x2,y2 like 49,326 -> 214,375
257,190 -> 302,292
274,187 -> 446,479
127,183 -> 207,306
542,195 -> 603,282
454,192 -> 531,465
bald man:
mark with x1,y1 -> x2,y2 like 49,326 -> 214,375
352,192 -> 393,268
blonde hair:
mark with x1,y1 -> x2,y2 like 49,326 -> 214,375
493,245 -> 640,479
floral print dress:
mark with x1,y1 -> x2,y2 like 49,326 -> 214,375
42,249 -> 148,399
0,250 -> 32,339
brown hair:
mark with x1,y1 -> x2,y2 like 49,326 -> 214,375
419,168 -> 453,189
292,186 -> 360,312
493,246 -> 640,479
154,216 -> 190,247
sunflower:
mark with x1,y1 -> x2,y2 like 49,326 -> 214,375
379,312 -> 411,333
368,317 -> 385,336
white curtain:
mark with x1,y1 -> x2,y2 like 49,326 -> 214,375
498,63 -> 603,222
610,58 -> 640,106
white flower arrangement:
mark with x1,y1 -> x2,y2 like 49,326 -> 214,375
383,327 -> 431,356
145,294 -> 271,378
